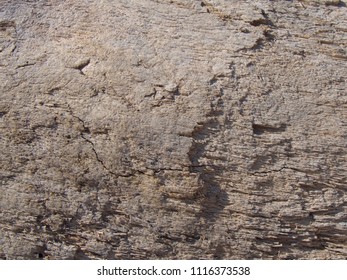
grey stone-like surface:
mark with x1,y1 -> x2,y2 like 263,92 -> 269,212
0,0 -> 346,259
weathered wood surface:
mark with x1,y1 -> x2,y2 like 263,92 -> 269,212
0,0 -> 346,259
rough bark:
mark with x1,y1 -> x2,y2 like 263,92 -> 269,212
0,0 -> 346,259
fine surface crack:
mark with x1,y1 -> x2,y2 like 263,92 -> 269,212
250,166 -> 316,176
66,106 -> 139,179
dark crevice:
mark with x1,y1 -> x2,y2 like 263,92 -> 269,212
250,38 -> 265,51
250,18 -> 273,27
250,166 -> 317,176
33,244 -> 47,260
250,9 -> 275,27
252,123 -> 287,135
0,20 -> 16,31
325,1 -> 346,7
237,29 -> 276,52
263,29 -> 275,42
152,167 -> 185,173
